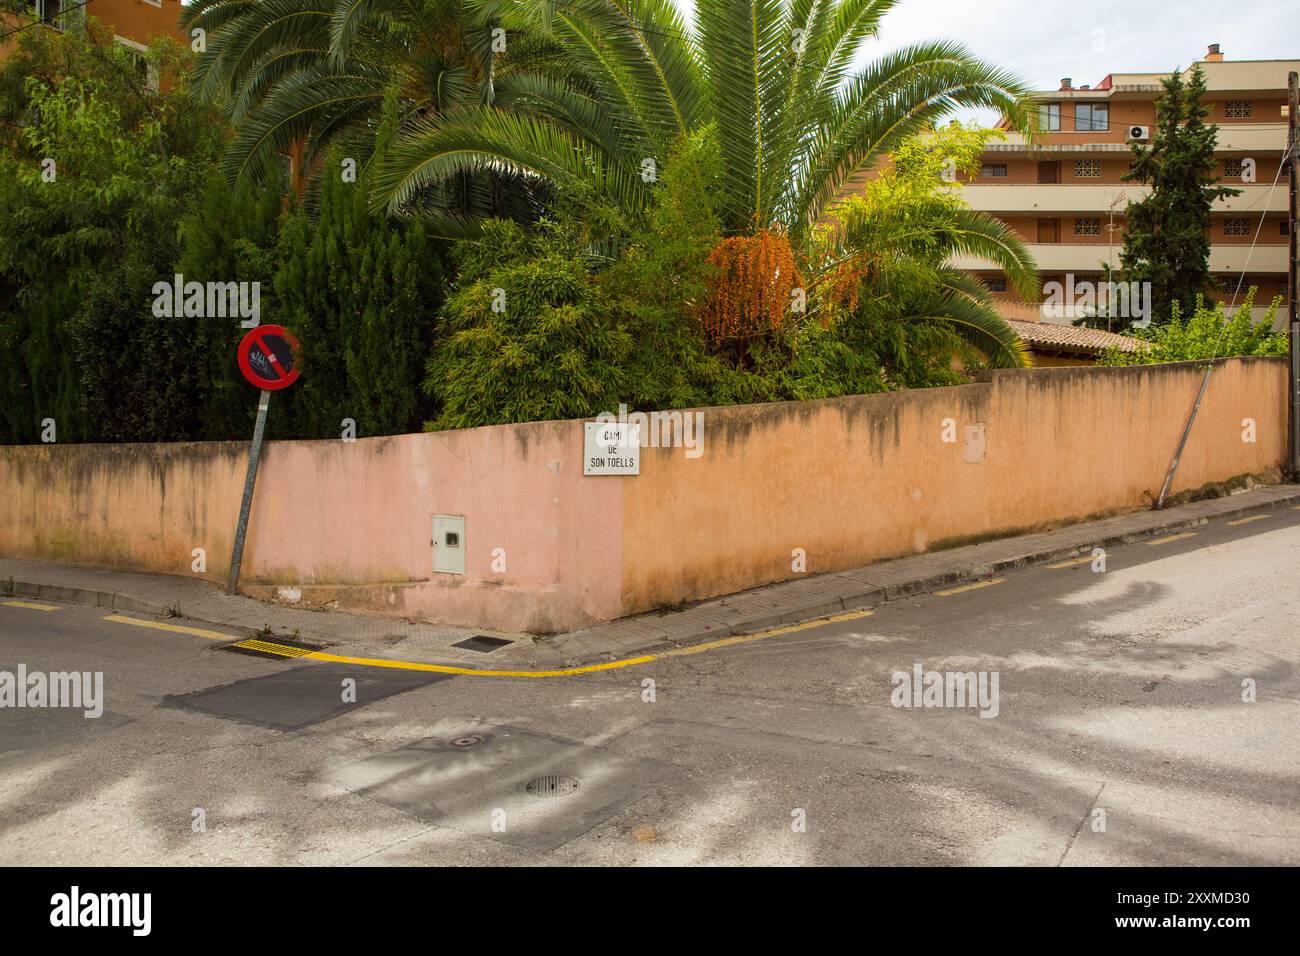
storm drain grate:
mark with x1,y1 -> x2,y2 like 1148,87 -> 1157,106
525,775 -> 580,798
452,635 -> 513,653
224,636 -> 323,661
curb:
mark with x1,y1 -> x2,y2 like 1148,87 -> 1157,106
2,579 -> 171,618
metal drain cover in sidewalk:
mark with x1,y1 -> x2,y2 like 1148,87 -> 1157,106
525,775 -> 580,797
451,635 -> 513,653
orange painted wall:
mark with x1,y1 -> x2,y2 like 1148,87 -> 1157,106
618,359 -> 1286,613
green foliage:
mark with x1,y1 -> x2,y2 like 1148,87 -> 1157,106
1098,293 -> 1286,366
1120,66 -> 1239,322
0,24 -> 226,443
373,0 -> 1034,243
425,125 -> 1028,425
183,0 -> 544,229
174,171 -> 286,440
597,127 -> 739,408
813,124 -> 1035,369
276,153 -> 447,437
0,23 -> 448,444
425,219 -> 632,429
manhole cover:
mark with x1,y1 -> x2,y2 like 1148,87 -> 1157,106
449,735 -> 484,748
525,775 -> 580,797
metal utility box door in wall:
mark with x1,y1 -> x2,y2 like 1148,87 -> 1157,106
433,515 -> 466,575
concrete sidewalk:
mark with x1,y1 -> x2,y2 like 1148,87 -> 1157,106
0,557 -> 514,667
5,482 -> 1299,668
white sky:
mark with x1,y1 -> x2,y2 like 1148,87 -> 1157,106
675,0 -> 1300,123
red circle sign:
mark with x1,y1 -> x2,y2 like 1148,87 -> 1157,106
237,324 -> 301,390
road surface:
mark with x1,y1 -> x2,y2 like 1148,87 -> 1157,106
2,508 -> 1298,865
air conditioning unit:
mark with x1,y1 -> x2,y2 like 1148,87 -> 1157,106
1127,125 -> 1151,141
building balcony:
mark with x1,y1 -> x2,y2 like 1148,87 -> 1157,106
956,182 -> 1288,214
982,123 -> 1287,154
951,243 -> 1290,274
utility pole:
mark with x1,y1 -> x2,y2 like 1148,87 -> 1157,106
1288,72 -> 1299,480
1105,192 -> 1124,332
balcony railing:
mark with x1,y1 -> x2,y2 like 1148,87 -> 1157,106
951,243 -> 1289,273
955,183 -> 1288,214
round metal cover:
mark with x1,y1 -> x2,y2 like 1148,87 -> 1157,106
525,775 -> 580,797
449,735 -> 484,748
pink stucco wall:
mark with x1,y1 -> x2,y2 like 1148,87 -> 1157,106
0,358 -> 1287,633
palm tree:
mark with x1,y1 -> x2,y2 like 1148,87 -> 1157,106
181,0 -> 550,229
371,0 -> 1039,364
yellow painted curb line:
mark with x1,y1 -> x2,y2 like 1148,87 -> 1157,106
297,608 -> 876,676
1226,514 -> 1268,527
1147,532 -> 1197,546
2,600 -> 61,611
300,649 -> 658,678
935,578 -> 1005,597
102,614 -> 237,641
101,607 -> 876,679
1047,555 -> 1094,570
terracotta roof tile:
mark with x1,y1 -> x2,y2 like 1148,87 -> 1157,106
1005,318 -> 1143,355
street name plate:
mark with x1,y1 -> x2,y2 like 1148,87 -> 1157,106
584,422 -> 640,476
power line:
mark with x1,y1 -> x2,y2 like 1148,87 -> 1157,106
0,0 -> 96,44
1223,139 -> 1297,315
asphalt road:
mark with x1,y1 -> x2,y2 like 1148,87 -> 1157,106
2,507 -> 1298,865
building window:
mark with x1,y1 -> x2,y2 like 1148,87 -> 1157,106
1224,158 -> 1246,178
1224,100 -> 1253,119
980,163 -> 1007,178
1073,159 -> 1101,178
985,276 -> 1007,293
1074,217 -> 1101,237
29,0 -> 72,28
1038,103 -> 1061,131
1280,219 -> 1290,236
1075,103 -> 1109,132
114,37 -> 160,94
1222,216 -> 1251,237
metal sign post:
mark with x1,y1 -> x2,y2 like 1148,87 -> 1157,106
227,389 -> 270,594
226,324 -> 302,594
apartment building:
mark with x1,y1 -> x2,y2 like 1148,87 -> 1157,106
2,0 -> 186,88
952,46 -> 1296,328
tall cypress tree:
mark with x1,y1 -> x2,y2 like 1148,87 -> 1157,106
174,171 -> 285,440
274,147 -> 444,439
1120,65 -> 1239,322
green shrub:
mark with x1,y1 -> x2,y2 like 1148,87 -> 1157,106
425,219 -> 632,430
1098,293 -> 1286,366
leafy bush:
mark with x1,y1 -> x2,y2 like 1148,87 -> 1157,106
424,218 -> 632,430
0,24 -> 449,444
0,25 -> 225,443
1098,293 -> 1286,366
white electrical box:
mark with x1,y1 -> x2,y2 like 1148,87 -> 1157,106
432,515 -> 466,575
